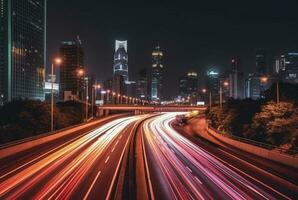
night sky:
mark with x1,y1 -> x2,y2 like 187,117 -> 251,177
48,0 -> 298,98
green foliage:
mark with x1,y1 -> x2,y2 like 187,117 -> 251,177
0,100 -> 85,144
250,102 -> 298,148
206,99 -> 261,137
56,101 -> 85,128
206,99 -> 298,150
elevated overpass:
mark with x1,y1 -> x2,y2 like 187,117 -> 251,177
97,105 -> 206,116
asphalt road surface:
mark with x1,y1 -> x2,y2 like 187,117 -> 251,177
142,113 -> 298,200
0,113 -> 297,200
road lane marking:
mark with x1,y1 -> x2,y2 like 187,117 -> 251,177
194,176 -> 202,184
105,118 -> 144,200
186,166 -> 192,173
105,156 -> 110,164
83,171 -> 101,200
111,147 -> 116,152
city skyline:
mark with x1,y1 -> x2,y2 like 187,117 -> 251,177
47,0 -> 298,97
0,1 -> 297,199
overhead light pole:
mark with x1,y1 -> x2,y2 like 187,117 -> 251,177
220,81 -> 229,109
51,58 -> 62,132
92,84 -> 101,119
276,81 -> 280,104
202,88 -> 212,109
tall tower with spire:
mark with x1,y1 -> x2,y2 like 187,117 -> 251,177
113,40 -> 128,82
151,44 -> 164,101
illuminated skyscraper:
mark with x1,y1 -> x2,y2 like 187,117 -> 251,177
228,58 -> 243,99
179,71 -> 199,104
186,71 -> 199,96
59,38 -> 84,101
284,52 -> 298,84
0,0 -> 46,105
179,76 -> 188,98
151,45 -> 164,101
137,68 -> 149,99
113,40 -> 128,82
206,69 -> 219,103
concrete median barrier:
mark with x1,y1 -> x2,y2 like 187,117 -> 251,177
206,127 -> 298,169
0,114 -> 126,160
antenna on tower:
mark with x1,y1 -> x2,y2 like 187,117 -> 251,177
76,35 -> 82,45
156,42 -> 160,50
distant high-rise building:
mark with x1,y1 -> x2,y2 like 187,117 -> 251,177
256,49 -> 267,75
112,74 -> 126,95
283,52 -> 298,84
178,71 -> 199,103
178,76 -> 188,98
228,58 -> 243,99
272,55 -> 286,75
245,73 -> 271,100
186,71 -> 199,96
245,74 -> 261,99
59,38 -> 84,101
206,69 -> 220,103
151,45 -> 164,101
136,68 -> 149,99
0,0 -> 46,105
113,40 -> 128,82
103,79 -> 113,91
126,81 -> 137,98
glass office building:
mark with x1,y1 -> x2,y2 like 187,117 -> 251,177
151,45 -> 164,101
59,39 -> 84,101
0,0 -> 46,105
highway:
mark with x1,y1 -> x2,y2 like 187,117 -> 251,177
0,115 -> 148,199
0,112 -> 297,199
142,113 -> 298,200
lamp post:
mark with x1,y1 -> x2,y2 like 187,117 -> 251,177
85,77 -> 89,122
202,88 -> 211,109
106,90 -> 110,104
260,76 -> 268,99
51,58 -> 62,132
117,94 -> 121,104
276,81 -> 280,104
112,92 -> 116,104
220,81 -> 229,109
92,84 -> 101,118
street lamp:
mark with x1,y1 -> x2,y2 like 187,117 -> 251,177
84,76 -> 89,122
78,69 -> 84,76
220,81 -> 229,109
51,57 -> 62,132
117,94 -> 121,104
77,69 -> 89,122
260,76 -> 269,99
106,90 -> 110,104
276,81 -> 280,104
92,84 -> 101,118
260,76 -> 268,84
202,88 -> 212,109
112,92 -> 116,104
